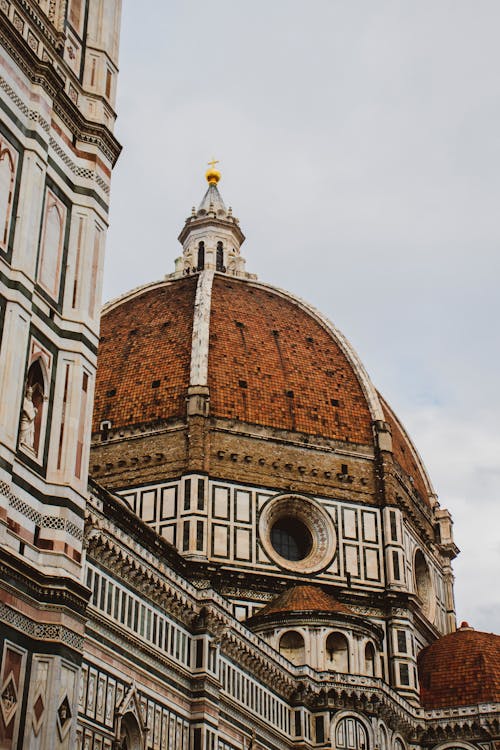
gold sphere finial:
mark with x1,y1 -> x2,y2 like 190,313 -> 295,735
206,157 -> 221,185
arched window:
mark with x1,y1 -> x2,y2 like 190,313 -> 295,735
216,241 -> 224,271
119,712 -> 142,750
279,630 -> 305,665
364,642 -> 375,676
197,241 -> 205,271
0,145 -> 16,250
335,717 -> 369,750
20,360 -> 45,454
38,189 -> 66,298
393,739 -> 405,750
326,632 -> 349,672
379,725 -> 388,750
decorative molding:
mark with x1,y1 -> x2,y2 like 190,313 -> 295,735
0,601 -> 83,649
0,479 -> 83,541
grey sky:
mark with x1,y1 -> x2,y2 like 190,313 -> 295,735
104,1 -> 500,632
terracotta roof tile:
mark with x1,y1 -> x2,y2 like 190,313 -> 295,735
253,585 -> 353,618
93,275 -> 375,443
417,625 -> 500,708
208,277 -> 373,443
93,277 -> 197,432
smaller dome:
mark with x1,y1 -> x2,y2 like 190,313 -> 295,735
418,624 -> 500,708
249,585 -> 353,620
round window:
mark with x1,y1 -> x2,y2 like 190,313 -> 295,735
259,494 -> 336,574
270,517 -> 313,561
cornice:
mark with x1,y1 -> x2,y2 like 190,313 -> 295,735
15,0 -> 61,48
247,609 -> 385,645
0,11 -> 121,165
0,545 -> 89,616
178,214 -> 245,246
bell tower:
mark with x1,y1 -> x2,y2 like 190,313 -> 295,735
0,1 -> 122,748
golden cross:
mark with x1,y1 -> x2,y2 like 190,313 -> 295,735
207,157 -> 220,169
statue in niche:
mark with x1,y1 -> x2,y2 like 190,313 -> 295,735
19,385 -> 37,449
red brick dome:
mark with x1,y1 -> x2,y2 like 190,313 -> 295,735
418,624 -> 500,708
93,274 -> 378,444
92,271 -> 434,508
93,276 -> 198,433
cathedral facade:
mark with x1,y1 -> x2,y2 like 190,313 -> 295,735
0,3 -> 499,750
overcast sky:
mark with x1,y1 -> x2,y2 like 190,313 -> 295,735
104,1 -> 500,633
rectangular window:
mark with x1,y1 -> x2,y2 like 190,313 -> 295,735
105,68 -> 112,99
399,663 -> 410,685
57,364 -> 70,469
397,630 -> 407,653
75,371 -> 89,478
106,583 -> 113,616
294,711 -> 302,737
88,224 -> 102,317
152,613 -> 157,643
72,215 -> 84,308
315,716 -> 324,743
195,640 -> 203,669
133,600 -> 139,631
120,592 -> 127,624
90,56 -> 97,86
390,510 -> 398,541
92,573 -> 99,606
392,550 -> 401,581
197,478 -> 204,510
99,578 -> 106,610
196,521 -> 204,551
182,521 -> 190,551
184,479 -> 191,511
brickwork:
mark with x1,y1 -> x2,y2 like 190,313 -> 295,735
253,585 -> 354,617
93,274 -> 375,444
91,427 -> 189,488
209,276 -> 374,443
93,277 -> 197,432
209,426 -> 376,502
418,625 -> 500,708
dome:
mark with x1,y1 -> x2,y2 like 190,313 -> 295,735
247,585 -> 354,619
91,171 -> 457,666
93,275 -> 433,508
94,275 -> 375,444
417,623 -> 500,708
92,172 -> 437,518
